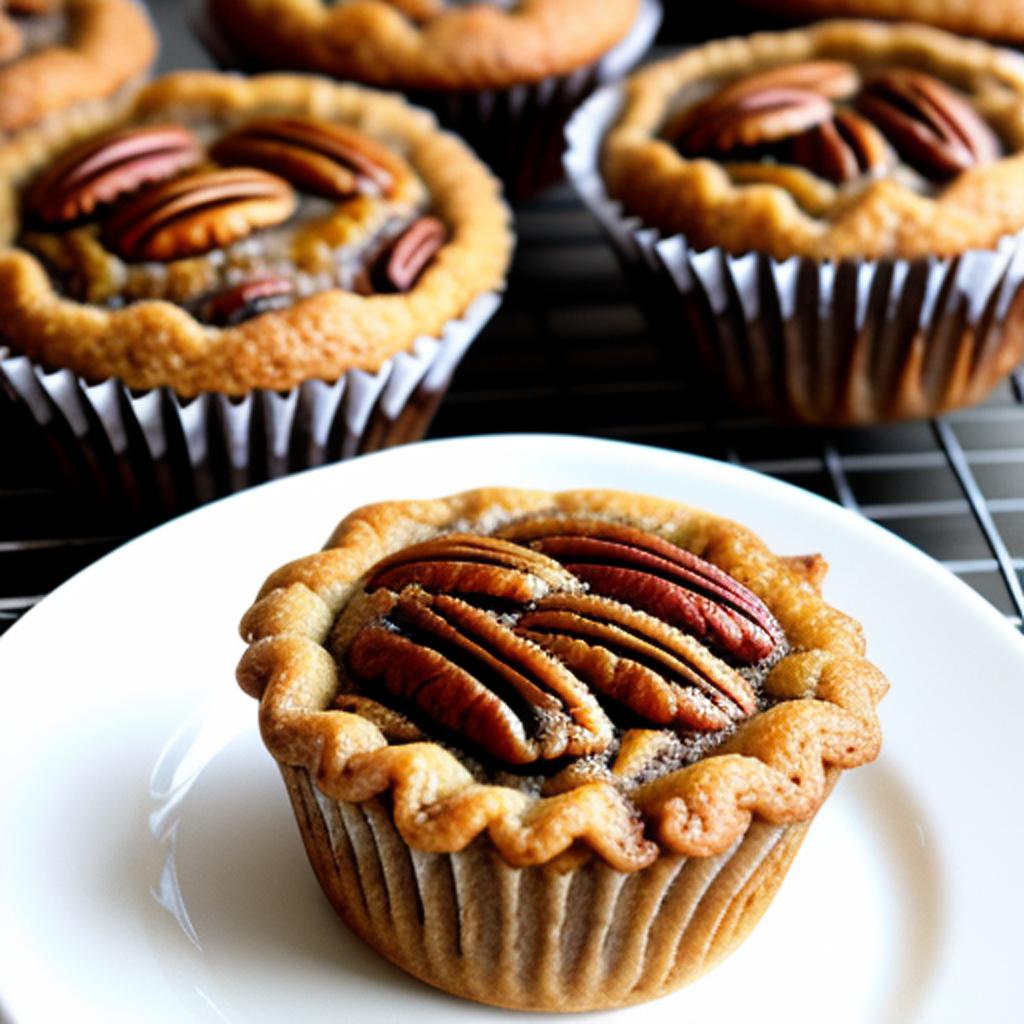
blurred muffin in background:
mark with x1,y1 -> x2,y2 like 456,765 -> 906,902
566,19 -> 1024,424
197,0 -> 662,197
0,72 -> 512,510
0,0 -> 155,140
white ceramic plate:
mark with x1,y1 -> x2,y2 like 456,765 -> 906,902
1,434 -> 1021,1024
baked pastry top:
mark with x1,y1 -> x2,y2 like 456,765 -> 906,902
602,20 -> 1024,259
238,487 -> 887,872
207,0 -> 641,90
0,72 -> 512,395
0,0 -> 155,137
736,0 -> 1024,45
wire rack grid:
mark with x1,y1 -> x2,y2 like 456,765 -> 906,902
2,3 -> 1024,636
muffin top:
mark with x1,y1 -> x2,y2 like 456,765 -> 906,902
207,0 -> 641,90
0,0 -> 155,137
602,20 -> 1024,259
0,72 -> 512,396
735,0 -> 1024,44
238,487 -> 888,871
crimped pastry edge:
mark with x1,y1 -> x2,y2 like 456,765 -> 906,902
603,19 -> 1024,259
207,0 -> 640,90
0,72 -> 513,396
237,487 -> 888,873
0,0 -> 156,136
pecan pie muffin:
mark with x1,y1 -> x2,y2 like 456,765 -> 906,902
199,0 -> 662,197
0,73 -> 511,507
0,0 -> 155,139
566,20 -> 1024,423
238,487 -> 887,1011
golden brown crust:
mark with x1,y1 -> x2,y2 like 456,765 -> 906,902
0,72 -> 513,396
237,487 -> 887,872
738,0 -> 1024,44
0,0 -> 156,137
208,0 -> 640,90
602,20 -> 1024,259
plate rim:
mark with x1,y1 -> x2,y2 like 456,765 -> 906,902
3,432 -> 1021,653
2,432 -> 1022,1023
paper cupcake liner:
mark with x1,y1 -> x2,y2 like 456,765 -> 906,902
281,766 -> 810,1012
565,85 -> 1024,425
192,0 -> 662,201
0,291 -> 500,516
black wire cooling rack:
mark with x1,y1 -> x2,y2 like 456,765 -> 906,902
2,2 -> 1024,636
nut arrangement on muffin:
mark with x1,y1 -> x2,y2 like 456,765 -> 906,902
0,0 -> 155,139
238,487 -> 887,1011
341,518 -> 785,778
20,115 -> 445,322
603,20 -> 1024,259
665,60 -> 1000,201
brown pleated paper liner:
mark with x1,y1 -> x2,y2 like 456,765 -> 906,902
281,765 -> 817,1012
565,85 -> 1024,425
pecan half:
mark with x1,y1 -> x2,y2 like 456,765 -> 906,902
518,593 -> 755,730
204,275 -> 295,327
718,61 -> 861,104
27,125 -> 203,226
664,61 -> 858,152
857,69 -> 1000,180
210,117 -> 399,200
102,168 -> 296,263
365,533 -> 578,603
789,110 -> 891,184
499,517 -> 785,663
348,588 -> 612,765
371,216 -> 447,294
673,87 -> 833,156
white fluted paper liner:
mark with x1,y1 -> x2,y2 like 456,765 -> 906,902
0,290 -> 501,513
564,84 -> 1024,424
192,0 -> 662,200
